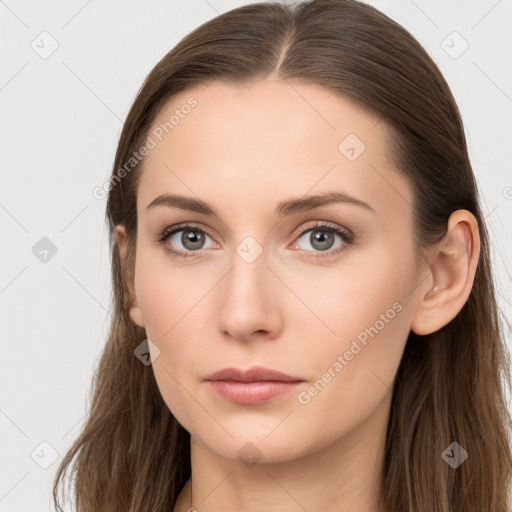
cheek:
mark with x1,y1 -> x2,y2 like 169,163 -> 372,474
135,261 -> 207,429
296,249 -> 414,422
288,269 -> 411,460
134,254 -> 212,386
134,248 -> 204,338
287,249 -> 409,347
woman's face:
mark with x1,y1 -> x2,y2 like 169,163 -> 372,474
122,79 -> 424,463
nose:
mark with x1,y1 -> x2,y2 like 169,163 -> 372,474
216,248 -> 283,343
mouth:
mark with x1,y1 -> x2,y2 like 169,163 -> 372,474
205,366 -> 305,405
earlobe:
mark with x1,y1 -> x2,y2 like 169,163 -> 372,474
129,306 -> 145,328
115,225 -> 146,329
411,209 -> 480,336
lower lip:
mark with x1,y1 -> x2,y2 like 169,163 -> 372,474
207,380 -> 303,405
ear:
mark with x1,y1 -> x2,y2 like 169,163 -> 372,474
115,225 -> 145,329
411,209 -> 480,336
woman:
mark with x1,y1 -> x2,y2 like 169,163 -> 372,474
52,0 -> 512,510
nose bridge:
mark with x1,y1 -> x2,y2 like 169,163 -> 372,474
216,233 -> 281,340
224,237 -> 270,307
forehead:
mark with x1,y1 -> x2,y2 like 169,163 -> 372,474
147,79 -> 384,159
138,79 -> 412,225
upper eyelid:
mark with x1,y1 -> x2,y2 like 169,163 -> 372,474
296,221 -> 348,235
164,222 -> 216,241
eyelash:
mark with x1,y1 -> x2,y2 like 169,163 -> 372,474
155,222 -> 355,260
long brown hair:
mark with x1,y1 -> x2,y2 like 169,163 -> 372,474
52,1 -> 512,510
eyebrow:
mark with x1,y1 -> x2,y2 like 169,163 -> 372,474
145,191 -> 377,217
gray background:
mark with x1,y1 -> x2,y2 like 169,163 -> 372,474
1,0 -> 511,510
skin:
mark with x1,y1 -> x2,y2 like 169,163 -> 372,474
116,78 -> 480,512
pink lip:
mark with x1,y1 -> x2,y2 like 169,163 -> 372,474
207,381 -> 303,405
205,366 -> 305,405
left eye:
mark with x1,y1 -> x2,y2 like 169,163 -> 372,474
293,225 -> 351,254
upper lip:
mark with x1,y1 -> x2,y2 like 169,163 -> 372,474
205,366 -> 304,382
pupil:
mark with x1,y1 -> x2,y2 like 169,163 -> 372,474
312,230 -> 333,250
183,230 -> 204,250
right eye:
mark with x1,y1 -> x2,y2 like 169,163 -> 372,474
157,224 -> 218,258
